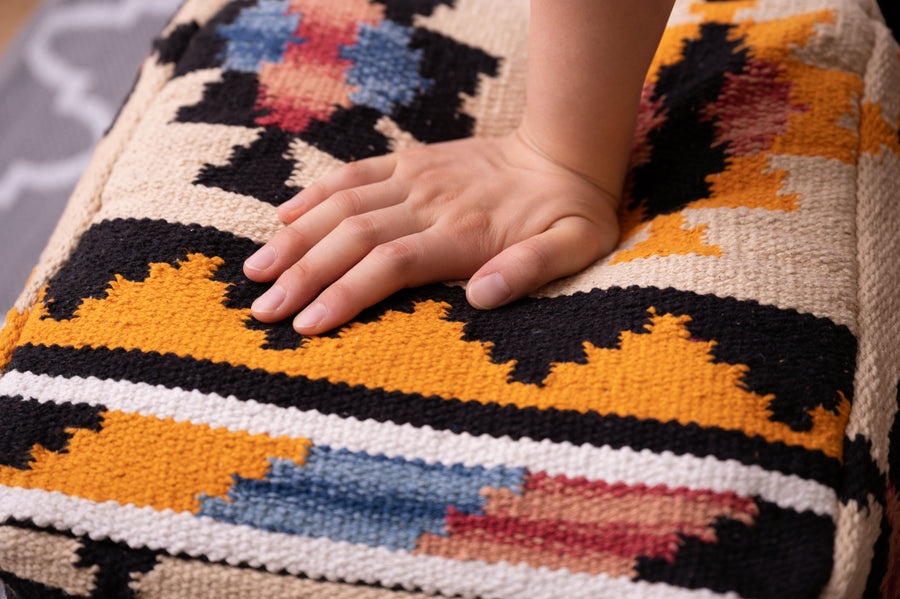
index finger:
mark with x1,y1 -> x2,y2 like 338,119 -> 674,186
278,153 -> 399,223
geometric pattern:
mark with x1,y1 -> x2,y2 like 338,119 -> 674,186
2,0 -> 900,597
173,0 -> 496,205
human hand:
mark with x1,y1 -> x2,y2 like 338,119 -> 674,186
243,130 -> 620,335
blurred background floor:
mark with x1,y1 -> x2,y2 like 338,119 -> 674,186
0,0 -> 181,317
0,0 -> 42,57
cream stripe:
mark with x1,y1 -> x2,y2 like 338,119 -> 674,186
845,109 -> 900,468
825,18 -> 900,599
96,68 -> 283,245
412,0 -> 529,59
132,555 -> 434,599
0,487 -> 742,599
0,526 -> 97,596
0,370 -> 838,517
733,0 -> 871,27
820,499 -> 884,599
161,0 -> 231,38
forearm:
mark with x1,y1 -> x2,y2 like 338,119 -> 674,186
521,0 -> 674,199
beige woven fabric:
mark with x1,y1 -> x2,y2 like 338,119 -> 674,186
1,0 -> 899,597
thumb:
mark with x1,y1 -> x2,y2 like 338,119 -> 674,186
466,216 -> 617,310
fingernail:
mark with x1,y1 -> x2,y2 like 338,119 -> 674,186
278,193 -> 311,221
468,272 -> 511,309
279,197 -> 303,217
252,285 -> 286,314
294,302 -> 327,331
245,246 -> 276,272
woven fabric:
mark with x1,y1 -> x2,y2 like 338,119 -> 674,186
1,0 -> 899,597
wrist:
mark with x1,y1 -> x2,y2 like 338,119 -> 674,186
512,124 -> 621,209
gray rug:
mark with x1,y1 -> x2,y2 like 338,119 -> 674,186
0,0 -> 182,316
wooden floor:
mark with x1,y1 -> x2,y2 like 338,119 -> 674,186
0,0 -> 43,58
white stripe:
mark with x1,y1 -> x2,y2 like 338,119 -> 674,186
0,487 -> 741,599
0,370 -> 837,517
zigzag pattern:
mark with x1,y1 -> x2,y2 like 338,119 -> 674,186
2,0 -> 900,597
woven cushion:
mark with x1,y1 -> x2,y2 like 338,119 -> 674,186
2,0 -> 899,597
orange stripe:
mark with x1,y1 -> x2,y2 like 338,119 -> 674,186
18,254 -> 849,458
0,410 -> 309,513
611,213 -> 722,265
0,306 -> 30,371
859,101 -> 900,158
414,534 -> 637,577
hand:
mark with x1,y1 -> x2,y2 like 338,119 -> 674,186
243,130 -> 620,335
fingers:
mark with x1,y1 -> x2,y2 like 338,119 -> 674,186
291,230 -> 470,335
240,134 -> 626,336
277,154 -> 398,223
466,216 -> 617,310
249,205 -> 419,324
251,214 -> 617,333
244,178 -> 405,283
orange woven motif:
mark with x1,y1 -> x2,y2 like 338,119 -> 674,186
1,0 -> 899,597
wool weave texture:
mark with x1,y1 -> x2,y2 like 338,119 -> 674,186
2,0 -> 900,597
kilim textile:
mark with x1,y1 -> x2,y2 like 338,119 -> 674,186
2,0 -> 900,597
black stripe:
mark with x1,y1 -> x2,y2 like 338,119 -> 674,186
296,105 -> 389,162
635,498 -> 834,598
0,518 -> 453,597
630,22 -> 749,219
841,433 -> 887,508
176,70 -> 268,127
75,535 -> 160,599
41,218 -> 857,435
170,0 -> 253,78
0,396 -> 104,470
377,0 -> 455,27
8,343 -> 841,488
0,570 -> 72,599
40,218 -> 265,320
152,22 -> 199,66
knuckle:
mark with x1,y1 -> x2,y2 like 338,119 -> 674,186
331,188 -> 364,216
281,223 -> 307,246
568,217 -> 609,254
321,280 -> 354,307
515,238 -> 554,273
413,188 -> 458,211
285,260 -> 313,285
566,221 -> 596,249
342,159 -> 367,176
453,209 -> 492,237
309,179 -> 330,199
338,213 -> 379,242
371,239 -> 417,271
